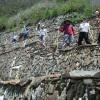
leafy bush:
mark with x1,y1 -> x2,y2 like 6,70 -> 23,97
0,16 -> 8,31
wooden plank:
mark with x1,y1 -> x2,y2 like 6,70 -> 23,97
59,44 -> 98,52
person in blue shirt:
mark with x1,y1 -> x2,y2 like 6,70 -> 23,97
21,25 -> 29,40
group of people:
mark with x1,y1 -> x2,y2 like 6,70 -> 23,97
37,11 -> 100,49
59,16 -> 100,48
12,25 -> 29,43
12,23 -> 47,48
11,11 -> 100,49
59,19 -> 92,47
37,19 -> 92,49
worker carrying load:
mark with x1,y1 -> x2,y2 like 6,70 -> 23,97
59,20 -> 75,48
78,19 -> 91,45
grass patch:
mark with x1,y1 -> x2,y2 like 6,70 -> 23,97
0,0 -> 98,31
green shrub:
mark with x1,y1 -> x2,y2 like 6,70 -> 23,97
0,16 -> 8,31
1,0 -> 97,30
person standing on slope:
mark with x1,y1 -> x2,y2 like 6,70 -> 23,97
59,20 -> 75,48
95,10 -> 100,44
21,25 -> 29,40
38,25 -> 47,47
78,19 -> 91,45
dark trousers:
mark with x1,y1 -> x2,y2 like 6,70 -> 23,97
12,39 -> 17,43
97,33 -> 100,44
78,32 -> 91,45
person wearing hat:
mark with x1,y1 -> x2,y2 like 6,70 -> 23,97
78,19 -> 91,45
59,20 -> 75,47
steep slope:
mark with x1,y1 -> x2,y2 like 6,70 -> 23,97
0,1 -> 100,100
0,14 -> 100,100
0,14 -> 100,80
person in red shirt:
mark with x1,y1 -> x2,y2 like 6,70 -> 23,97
59,20 -> 75,47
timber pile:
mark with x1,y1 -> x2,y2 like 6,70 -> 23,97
0,72 -> 100,100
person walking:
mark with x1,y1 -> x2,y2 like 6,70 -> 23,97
21,25 -> 29,40
78,19 -> 91,45
12,33 -> 18,43
38,25 -> 47,47
95,11 -> 100,44
18,25 -> 29,47
36,22 -> 41,33
59,20 -> 75,48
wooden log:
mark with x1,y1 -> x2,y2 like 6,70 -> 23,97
0,73 -> 100,97
1,72 -> 100,86
59,44 -> 98,52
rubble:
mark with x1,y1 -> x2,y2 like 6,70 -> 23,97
0,14 -> 100,99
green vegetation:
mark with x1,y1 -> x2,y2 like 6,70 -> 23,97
0,0 -> 97,31
0,0 -> 39,16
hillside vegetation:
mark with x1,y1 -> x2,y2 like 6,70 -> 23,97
0,0 -> 40,16
0,0 -> 98,31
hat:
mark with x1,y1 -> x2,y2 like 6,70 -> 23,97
95,11 -> 99,15
65,19 -> 72,23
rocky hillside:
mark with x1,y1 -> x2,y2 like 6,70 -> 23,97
0,14 -> 100,100
0,0 -> 100,100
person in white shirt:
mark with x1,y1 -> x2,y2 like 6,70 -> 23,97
12,32 -> 18,43
0,95 -> 4,100
78,19 -> 91,45
39,25 -> 47,47
12,35 -> 18,43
